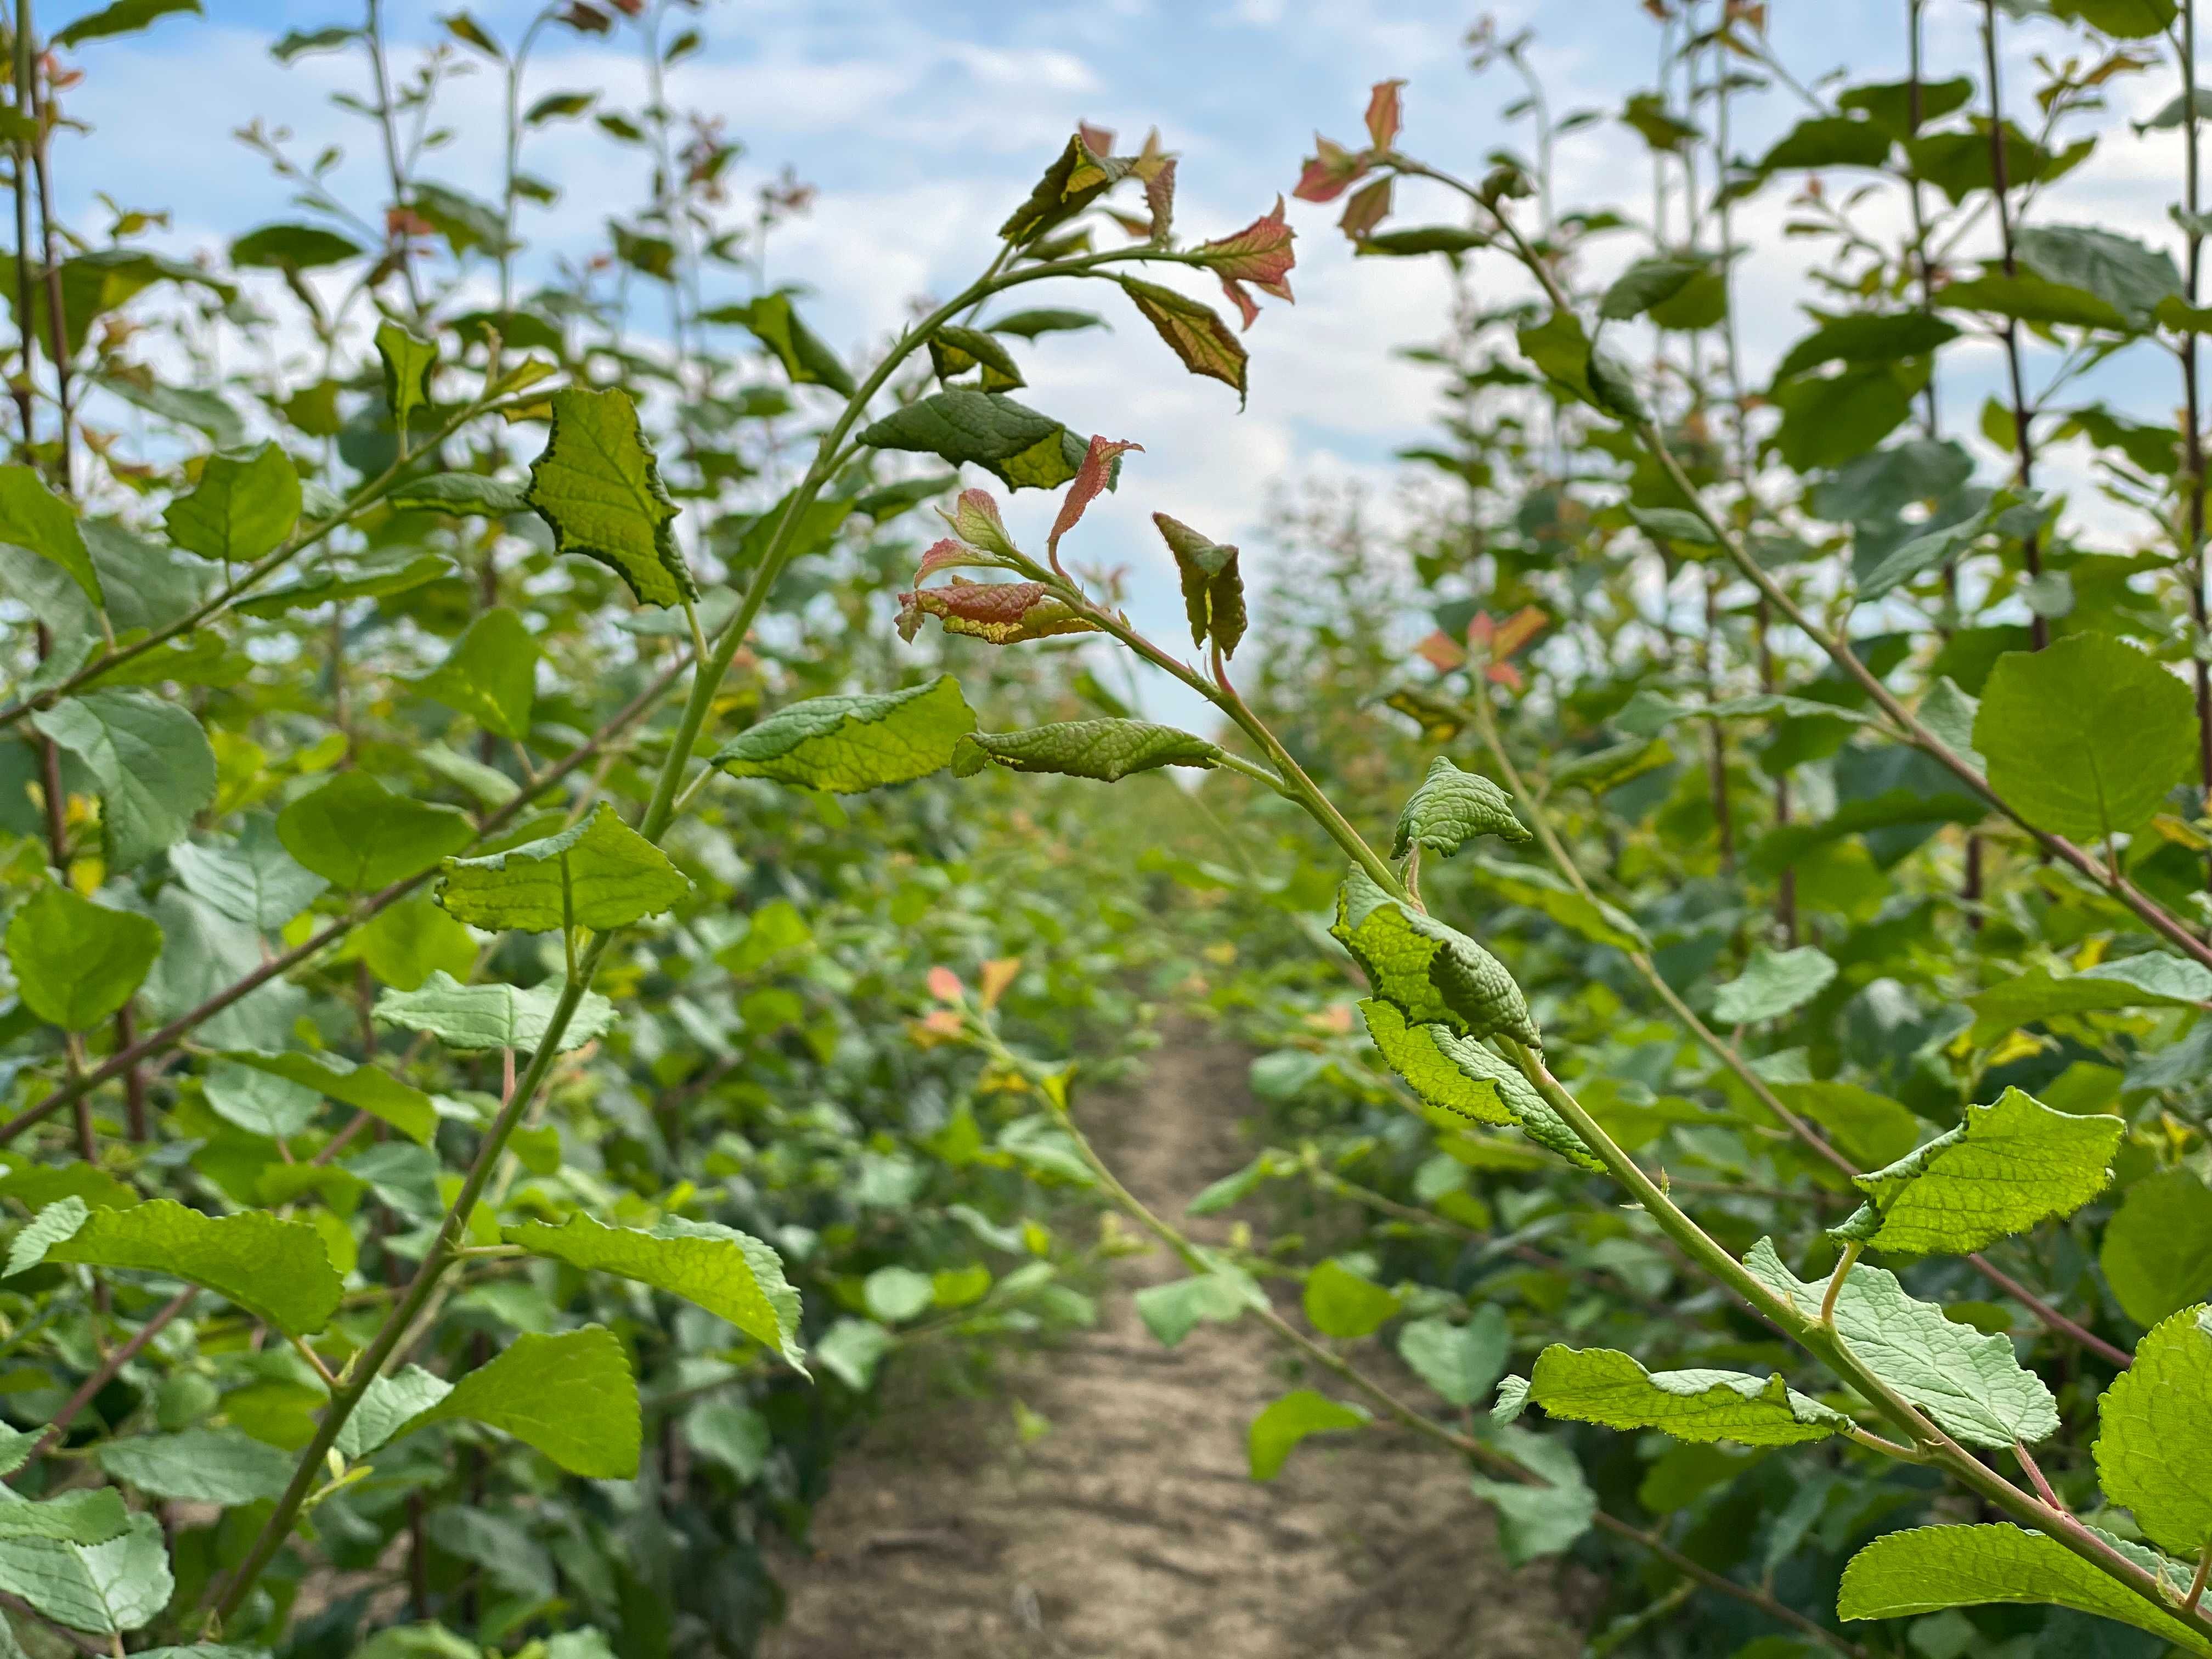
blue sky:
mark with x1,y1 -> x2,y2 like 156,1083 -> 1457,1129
39,0 -> 2209,720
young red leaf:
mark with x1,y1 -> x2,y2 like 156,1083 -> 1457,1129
1136,134 -> 1177,240
915,538 -> 996,581
1414,630 -> 1468,673
897,577 -> 1102,645
1105,208 -> 1153,240
1365,79 -> 1407,150
1194,198 -> 1296,330
1077,121 -> 1115,156
1120,278 -> 1249,403
1294,134 -> 1369,204
1339,176 -> 1393,242
1047,435 -> 1144,561
926,964 -> 964,1003
940,487 -> 1018,558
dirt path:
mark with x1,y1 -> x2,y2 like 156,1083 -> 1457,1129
764,1039 -> 1583,1659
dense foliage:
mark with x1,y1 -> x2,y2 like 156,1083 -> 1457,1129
8,2 -> 2212,1658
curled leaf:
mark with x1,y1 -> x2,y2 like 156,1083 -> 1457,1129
1193,198 -> 1296,330
952,720 -> 1221,782
1047,435 -> 1142,560
896,576 -> 1101,646
1365,78 -> 1406,150
939,487 -> 1019,557
1000,131 -> 1129,246
1153,512 -> 1246,657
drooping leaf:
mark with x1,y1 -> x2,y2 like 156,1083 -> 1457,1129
1118,276 -> 1248,402
436,802 -> 690,933
1743,1239 -> 2057,1447
1333,868 -> 1539,1048
502,1213 -> 804,1368
276,772 -> 475,892
31,690 -> 216,870
2094,1305 -> 2212,1559
1528,1346 -> 1848,1445
4,884 -> 162,1031
215,1048 -> 437,1144
524,386 -> 695,607
998,132 -> 1127,245
858,390 -> 1087,491
2101,1171 -> 2212,1327
713,292 -> 855,397
0,465 -> 99,607
391,1325 -> 640,1479
1838,1525 -> 2209,1655
925,324 -> 1023,392
371,972 -> 617,1053
1397,1308 -> 1510,1407
23,1198 -> 341,1336
1247,1390 -> 1370,1480
1391,757 -> 1530,858
1712,946 -> 1838,1025
1974,634 -> 2199,842
162,442 -> 300,567
410,607 -> 538,741
1357,998 -> 1597,1168
1152,512 -> 1246,657
712,676 -> 976,793
93,1429 -> 293,1504
1459,856 -> 1647,952
951,720 -> 1220,782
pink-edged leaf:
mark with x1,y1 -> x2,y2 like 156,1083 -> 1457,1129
1047,435 -> 1144,559
1220,278 -> 1260,330
896,577 -> 1103,646
1414,630 -> 1468,673
1140,150 -> 1177,240
940,487 -> 1018,558
1340,176 -> 1393,241
1078,121 -> 1115,157
926,964 -> 964,1003
1194,198 -> 1296,297
1294,135 -> 1369,204
1365,79 -> 1406,150
1120,278 -> 1249,404
915,538 -> 995,581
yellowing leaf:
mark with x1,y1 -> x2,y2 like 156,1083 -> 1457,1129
1119,276 -> 1248,402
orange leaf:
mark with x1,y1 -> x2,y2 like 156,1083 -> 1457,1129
979,957 -> 1022,1009
1364,79 -> 1406,150
926,966 -> 964,1003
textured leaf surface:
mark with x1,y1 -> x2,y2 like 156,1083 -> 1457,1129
168,818 -> 326,930
951,720 -> 1220,782
2094,1306 -> 2212,1556
394,1326 -> 640,1479
215,1048 -> 437,1144
1838,1525 -> 2209,1655
31,690 -> 216,870
276,772 -> 474,892
896,578 -> 1099,647
1333,868 -> 1538,1047
525,387 -> 693,606
437,802 -> 690,932
30,1198 -> 341,1336
2101,1170 -> 2212,1325
1743,1238 -> 2057,1447
1974,635 -> 2198,841
858,391 -> 1085,491
1120,276 -> 1248,401
1712,945 -> 1837,1024
371,972 -> 616,1053
1248,1390 -> 1369,1480
334,1366 -> 454,1460
1834,1086 -> 2120,1255
162,442 -> 299,566
0,1493 -> 127,1546
4,884 -> 161,1031
1358,998 -> 1599,1169
503,1214 -> 804,1367
1391,757 -> 1529,858
0,1512 -> 172,1635
94,1429 -> 294,1504
713,677 -> 976,793
1528,1346 -> 1846,1445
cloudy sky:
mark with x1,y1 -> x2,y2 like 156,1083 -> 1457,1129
39,0 -> 2208,719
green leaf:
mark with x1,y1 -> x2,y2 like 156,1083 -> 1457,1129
373,320 -> 436,433
1391,757 -> 1530,858
503,1213 -> 804,1368
1770,1082 -> 1925,1170
94,1429 -> 292,1504
998,132 -> 1127,245
1248,1390 -> 1369,1480
1759,114 -> 1892,171
951,720 -> 1220,782
1302,1258 -> 1399,1338
1966,953 -> 2212,1044
4,883 -> 161,1031
2102,1171 -> 2212,1327
861,1264 -> 933,1323
437,801 -> 690,933
392,1325 -> 640,1479
926,324 -> 1023,392
1119,276 -> 1248,402
1355,225 -> 1487,257
32,689 -> 216,870
335,1366 -> 455,1460
1615,688 -> 1874,736
984,307 -> 1108,338
200,1059 -> 319,1138
0,465 -> 99,607
858,390 -> 1086,491
1517,308 -> 1597,404
215,1048 -> 437,1145
1770,364 -> 1920,470
1974,634 -> 2199,842
168,817 -> 327,930
1528,1345 -> 1847,1444
1133,1268 -> 1263,1347
52,0 -> 199,47
1152,513 -> 1247,658
1333,868 -> 1541,1048
1712,946 -> 1838,1024
387,473 -> 530,517
2053,0 -> 2180,41
229,222 -> 363,270
814,1318 -> 894,1390
1858,508 -> 1994,601
1357,998 -> 1599,1169
27,1198 -> 341,1335
525,386 -> 694,607
1599,257 -> 1706,321
1469,1429 -> 1597,1565
1838,1525 -> 2210,1656
712,676 -> 977,794
410,607 -> 537,740
1397,1308 -> 1510,1407
0,1159 -> 136,1215
1938,270 -> 2127,330
713,292 -> 855,397
0,1493 -> 126,1548
2096,1305 -> 2212,1558
1743,1238 -> 2057,1447
371,971 -> 617,1053
1837,76 -> 1975,139
0,1512 -> 172,1635
2015,224 -> 2181,329
1773,311 -> 1959,381
1460,856 -> 1646,952
276,772 -> 475,892
162,442 -> 300,567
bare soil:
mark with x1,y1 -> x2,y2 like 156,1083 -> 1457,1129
764,1037 -> 1584,1659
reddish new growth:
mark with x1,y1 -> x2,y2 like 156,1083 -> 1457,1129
896,577 -> 1097,646
1415,605 -> 1548,691
1294,80 -> 1410,243
1048,436 -> 1144,564
1194,199 -> 1296,329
